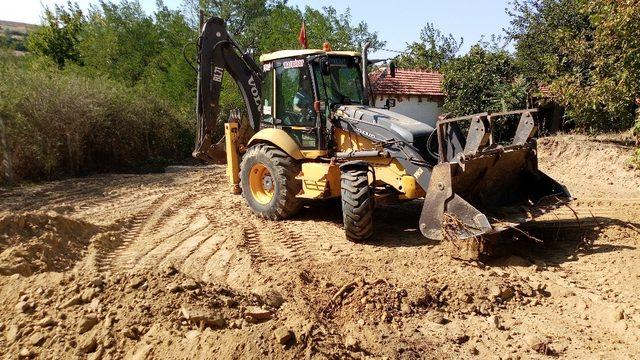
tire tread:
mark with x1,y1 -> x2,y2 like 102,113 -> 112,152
341,169 -> 374,242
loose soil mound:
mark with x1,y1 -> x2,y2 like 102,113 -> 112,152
538,135 -> 640,198
0,212 -> 101,276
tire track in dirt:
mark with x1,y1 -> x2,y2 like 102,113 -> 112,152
277,220 -> 354,263
152,207 -> 234,270
97,165 -> 273,281
128,218 -> 212,271
240,219 -> 282,267
138,191 -> 252,283
272,221 -> 318,264
94,191 -> 195,272
142,201 -> 245,283
149,192 -> 196,233
115,222 -> 194,267
88,167 -> 421,280
152,224 -> 217,270
76,188 -> 174,218
75,191 -> 126,211
180,231 -> 229,275
187,225 -> 243,283
237,216 -> 354,270
94,193 -> 168,272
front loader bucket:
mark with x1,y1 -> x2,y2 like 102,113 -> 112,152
419,109 -> 570,242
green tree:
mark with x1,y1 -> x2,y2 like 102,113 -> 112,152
301,6 -> 385,51
57,0 -> 197,109
183,0 -> 385,54
80,0 -> 160,85
27,1 -> 85,68
442,44 -> 527,116
181,0 -> 272,50
396,23 -> 462,70
507,0 -> 640,132
253,2 -> 301,52
507,0 -> 590,84
136,2 -> 197,108
571,0 -> 640,132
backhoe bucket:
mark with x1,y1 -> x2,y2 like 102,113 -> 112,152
419,110 -> 570,242
193,110 -> 254,165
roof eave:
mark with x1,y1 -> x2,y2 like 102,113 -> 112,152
373,92 -> 445,97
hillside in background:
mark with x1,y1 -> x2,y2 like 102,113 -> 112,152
0,20 -> 37,54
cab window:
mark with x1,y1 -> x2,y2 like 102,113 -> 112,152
314,56 -> 364,105
275,60 -> 316,127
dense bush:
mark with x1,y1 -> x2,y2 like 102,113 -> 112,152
0,55 -> 193,184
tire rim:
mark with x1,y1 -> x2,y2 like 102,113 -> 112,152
249,163 -> 274,204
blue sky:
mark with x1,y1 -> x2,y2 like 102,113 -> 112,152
1,0 -> 514,57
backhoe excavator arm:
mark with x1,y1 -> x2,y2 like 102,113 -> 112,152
194,17 -> 263,163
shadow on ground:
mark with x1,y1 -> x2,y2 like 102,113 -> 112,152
292,199 -> 436,248
508,216 -> 639,265
283,195 -> 638,261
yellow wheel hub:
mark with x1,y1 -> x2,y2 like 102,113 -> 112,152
249,163 -> 275,205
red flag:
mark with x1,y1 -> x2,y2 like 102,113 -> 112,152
298,21 -> 308,49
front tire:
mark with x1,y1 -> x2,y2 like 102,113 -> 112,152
240,144 -> 302,220
341,169 -> 374,242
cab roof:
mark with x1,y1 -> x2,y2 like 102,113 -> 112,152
259,49 -> 361,63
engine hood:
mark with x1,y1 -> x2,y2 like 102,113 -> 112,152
334,105 -> 435,143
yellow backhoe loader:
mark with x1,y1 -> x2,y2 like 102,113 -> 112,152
192,17 -> 570,256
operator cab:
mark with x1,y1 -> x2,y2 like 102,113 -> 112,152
259,49 -> 365,152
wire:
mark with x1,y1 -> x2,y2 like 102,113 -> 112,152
183,42 -> 198,73
376,48 -> 410,55
426,130 -> 439,159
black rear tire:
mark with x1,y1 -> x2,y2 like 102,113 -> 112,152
341,169 -> 374,242
240,144 -> 302,220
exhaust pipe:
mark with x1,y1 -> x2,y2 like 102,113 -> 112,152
362,42 -> 370,105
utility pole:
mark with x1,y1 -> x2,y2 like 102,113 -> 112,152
0,115 -> 14,185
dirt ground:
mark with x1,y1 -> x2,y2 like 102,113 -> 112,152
1,134 -> 639,359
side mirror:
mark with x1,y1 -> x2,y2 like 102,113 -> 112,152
385,98 -> 396,109
389,61 -> 396,78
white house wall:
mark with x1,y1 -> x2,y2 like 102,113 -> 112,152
377,96 -> 442,128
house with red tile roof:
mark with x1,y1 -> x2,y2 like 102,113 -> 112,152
370,68 -> 445,127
